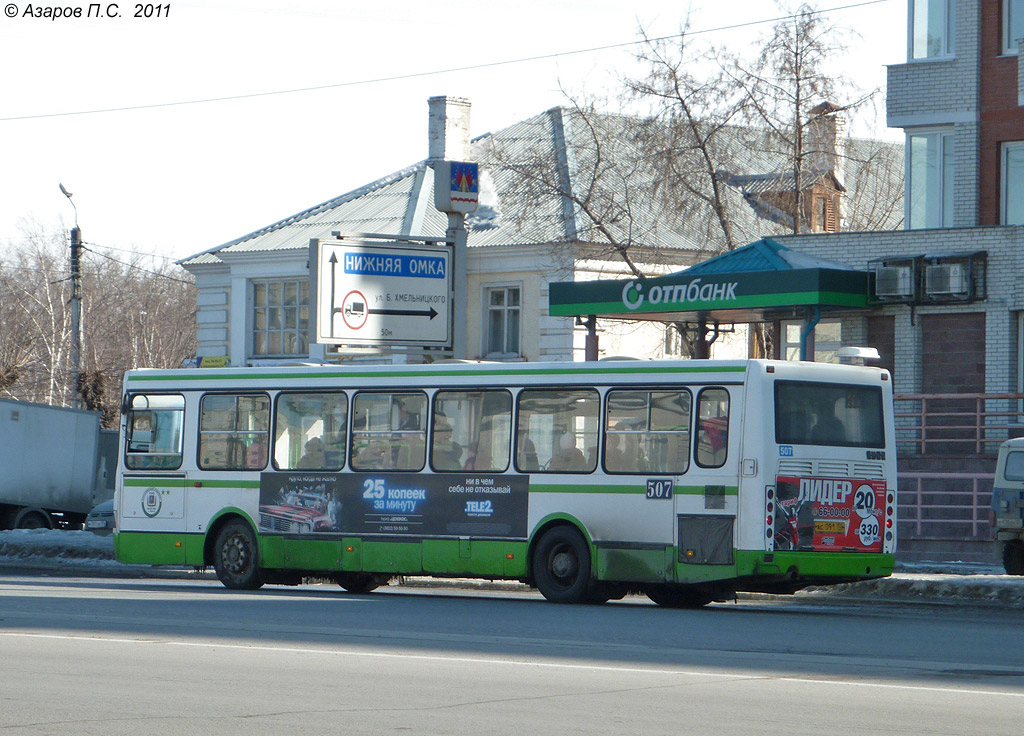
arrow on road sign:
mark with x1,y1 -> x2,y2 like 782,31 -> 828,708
368,307 -> 439,320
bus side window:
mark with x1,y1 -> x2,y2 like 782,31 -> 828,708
273,392 -> 348,471
125,394 -> 185,470
516,388 -> 599,473
431,390 -> 512,472
198,393 -> 270,471
605,389 -> 691,475
350,392 -> 427,471
695,388 -> 729,469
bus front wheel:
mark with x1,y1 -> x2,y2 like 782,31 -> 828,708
533,526 -> 591,604
213,520 -> 264,590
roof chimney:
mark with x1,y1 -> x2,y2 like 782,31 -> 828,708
428,96 -> 472,162
807,101 -> 847,188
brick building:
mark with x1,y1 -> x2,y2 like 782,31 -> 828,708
766,0 -> 1024,560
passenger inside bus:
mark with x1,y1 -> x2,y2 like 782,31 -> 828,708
518,436 -> 539,470
549,433 -> 587,471
606,427 -> 647,473
296,437 -> 325,469
810,400 -> 846,444
432,412 -> 462,470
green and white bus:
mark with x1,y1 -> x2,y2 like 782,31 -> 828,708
114,358 -> 897,606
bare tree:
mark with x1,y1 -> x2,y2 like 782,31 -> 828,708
728,2 -> 873,234
482,86 -> 715,280
0,225 -> 197,425
626,22 -> 748,253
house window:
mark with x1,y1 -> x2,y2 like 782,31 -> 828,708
907,130 -> 955,229
1004,0 -> 1024,54
1002,142 -> 1024,224
252,279 -> 309,358
910,0 -> 954,59
484,285 -> 521,358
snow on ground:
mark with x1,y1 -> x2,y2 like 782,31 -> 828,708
2,529 -> 1024,605
0,528 -> 121,567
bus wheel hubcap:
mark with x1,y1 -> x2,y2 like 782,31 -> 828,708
551,549 -> 577,579
225,538 -> 245,571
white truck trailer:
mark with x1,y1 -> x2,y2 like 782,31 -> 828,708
0,398 -> 116,529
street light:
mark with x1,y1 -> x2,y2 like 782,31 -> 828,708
59,183 -> 82,410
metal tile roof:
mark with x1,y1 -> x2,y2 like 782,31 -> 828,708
179,108 -> 902,269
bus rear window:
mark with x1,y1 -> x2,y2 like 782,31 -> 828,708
774,381 -> 884,448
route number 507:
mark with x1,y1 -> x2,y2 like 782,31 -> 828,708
646,479 -> 673,499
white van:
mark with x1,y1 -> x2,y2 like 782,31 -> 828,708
991,437 -> 1024,574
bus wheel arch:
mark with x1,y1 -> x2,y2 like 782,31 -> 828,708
209,515 -> 264,590
530,521 -> 592,604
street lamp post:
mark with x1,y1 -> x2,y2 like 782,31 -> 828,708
59,184 -> 82,410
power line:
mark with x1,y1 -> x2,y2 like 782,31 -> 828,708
83,247 -> 195,285
82,240 -> 178,262
0,0 -> 888,123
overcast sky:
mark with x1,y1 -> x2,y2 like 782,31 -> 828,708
0,0 -> 904,263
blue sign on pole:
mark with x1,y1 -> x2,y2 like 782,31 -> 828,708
434,160 -> 479,214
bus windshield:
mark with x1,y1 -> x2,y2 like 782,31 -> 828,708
774,380 -> 885,448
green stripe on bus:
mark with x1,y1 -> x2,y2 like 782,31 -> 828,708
531,484 -> 644,494
125,364 -> 747,383
675,485 -> 739,495
122,477 -> 260,489
529,485 -> 737,495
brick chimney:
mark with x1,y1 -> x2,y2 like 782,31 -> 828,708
428,96 -> 472,162
807,101 -> 847,188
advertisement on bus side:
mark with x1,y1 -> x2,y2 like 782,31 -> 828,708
774,475 -> 885,552
258,472 -> 529,538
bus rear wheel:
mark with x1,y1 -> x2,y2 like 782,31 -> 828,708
646,585 -> 713,608
1002,541 -> 1024,575
213,520 -> 264,590
334,572 -> 387,594
533,526 -> 591,604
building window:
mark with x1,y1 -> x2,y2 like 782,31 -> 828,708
782,319 -> 841,363
484,285 -> 521,358
907,129 -> 955,229
252,279 -> 309,358
1002,142 -> 1024,224
1005,0 -> 1024,54
910,0 -> 954,59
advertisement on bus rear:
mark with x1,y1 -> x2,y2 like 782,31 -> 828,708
774,475 -> 885,552
258,472 -> 529,538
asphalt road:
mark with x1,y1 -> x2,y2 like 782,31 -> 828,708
1,575 -> 1022,735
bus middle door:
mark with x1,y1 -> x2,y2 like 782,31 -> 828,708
674,387 -> 738,582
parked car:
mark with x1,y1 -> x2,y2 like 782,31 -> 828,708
992,437 -> 1024,574
84,499 -> 114,535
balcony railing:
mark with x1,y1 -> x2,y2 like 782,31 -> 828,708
894,392 -> 1024,456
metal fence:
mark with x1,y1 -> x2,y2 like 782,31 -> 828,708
889,392 -> 1016,556
894,392 -> 1024,456
897,471 -> 993,545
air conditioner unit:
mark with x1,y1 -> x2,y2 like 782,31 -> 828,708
925,263 -> 969,295
874,265 -> 913,298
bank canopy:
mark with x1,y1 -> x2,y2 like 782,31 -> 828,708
549,238 -> 872,324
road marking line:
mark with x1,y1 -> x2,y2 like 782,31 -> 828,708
2,630 -> 1023,699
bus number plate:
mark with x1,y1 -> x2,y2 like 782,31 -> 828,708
646,479 -> 673,499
